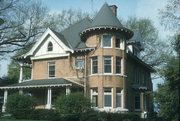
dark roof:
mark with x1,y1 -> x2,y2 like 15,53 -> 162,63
0,78 -> 83,89
91,3 -> 123,28
128,30 -> 144,50
50,29 -> 71,48
60,18 -> 92,49
127,52 -> 155,72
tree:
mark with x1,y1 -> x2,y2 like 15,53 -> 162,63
125,17 -> 172,71
154,56 -> 179,121
0,0 -> 49,57
55,92 -> 91,115
6,93 -> 37,119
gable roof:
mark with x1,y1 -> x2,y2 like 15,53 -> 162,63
91,3 -> 123,28
61,18 -> 92,49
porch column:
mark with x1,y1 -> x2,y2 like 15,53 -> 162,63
46,88 -> 52,109
66,86 -> 71,95
2,90 -> 8,112
19,63 -> 23,83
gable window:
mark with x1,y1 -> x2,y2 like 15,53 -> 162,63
135,94 -> 141,110
102,35 -> 112,47
104,88 -> 112,107
91,88 -> 98,107
115,38 -> 121,48
75,59 -> 84,69
91,56 -> 98,74
116,88 -> 122,107
103,56 -> 112,74
47,42 -> 53,51
116,56 -> 122,74
48,62 -> 55,77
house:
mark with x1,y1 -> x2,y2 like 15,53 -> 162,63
0,3 -> 154,117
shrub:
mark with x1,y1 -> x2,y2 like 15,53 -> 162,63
55,92 -> 91,115
5,93 -> 37,119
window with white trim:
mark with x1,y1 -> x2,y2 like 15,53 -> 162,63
104,88 -> 112,107
144,95 -> 147,111
135,94 -> 141,110
102,35 -> 112,47
91,88 -> 98,107
48,62 -> 55,77
116,56 -> 122,74
103,56 -> 112,74
116,88 -> 122,107
47,42 -> 53,51
75,59 -> 84,69
91,56 -> 98,74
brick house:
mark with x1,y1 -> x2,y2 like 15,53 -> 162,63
0,3 -> 154,117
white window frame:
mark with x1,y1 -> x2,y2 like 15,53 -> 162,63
75,59 -> 84,70
101,35 -> 112,48
103,88 -> 113,108
116,56 -> 122,74
103,56 -> 113,74
91,56 -> 98,75
91,88 -> 98,107
116,88 -> 123,108
48,62 -> 55,78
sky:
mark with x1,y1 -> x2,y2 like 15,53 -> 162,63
0,0 -> 169,90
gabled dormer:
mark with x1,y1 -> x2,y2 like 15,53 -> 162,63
127,30 -> 144,57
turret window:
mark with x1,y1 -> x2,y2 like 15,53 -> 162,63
47,42 -> 53,51
91,56 -> 98,74
103,56 -> 112,74
115,38 -> 120,48
102,35 -> 112,47
116,56 -> 122,74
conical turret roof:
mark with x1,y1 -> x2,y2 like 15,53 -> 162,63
91,3 -> 123,28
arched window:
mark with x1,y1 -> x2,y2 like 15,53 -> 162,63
47,42 -> 53,51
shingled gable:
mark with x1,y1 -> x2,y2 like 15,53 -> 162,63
24,28 -> 73,58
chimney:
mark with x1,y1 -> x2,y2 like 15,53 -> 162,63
109,5 -> 118,16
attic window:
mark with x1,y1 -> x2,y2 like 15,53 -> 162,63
47,42 -> 53,51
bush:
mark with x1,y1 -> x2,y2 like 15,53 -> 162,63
30,109 -> 59,121
55,92 -> 91,115
5,93 -> 37,119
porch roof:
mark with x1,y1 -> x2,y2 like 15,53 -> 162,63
0,78 -> 84,90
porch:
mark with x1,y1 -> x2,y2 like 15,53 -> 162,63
0,78 -> 84,112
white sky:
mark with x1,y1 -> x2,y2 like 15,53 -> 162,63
0,0 -> 169,90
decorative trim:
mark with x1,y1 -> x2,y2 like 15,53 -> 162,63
0,84 -> 72,90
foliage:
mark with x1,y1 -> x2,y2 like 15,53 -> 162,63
159,0 -> 180,32
125,17 -> 172,70
55,92 -> 91,115
154,52 -> 179,121
5,93 -> 37,119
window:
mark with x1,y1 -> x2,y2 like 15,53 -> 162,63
115,38 -> 121,48
135,94 -> 141,110
91,57 -> 98,74
48,62 -> 55,77
104,88 -> 112,107
116,56 -> 122,74
103,56 -> 112,74
91,88 -> 98,107
47,42 -> 53,51
75,59 -> 84,69
102,35 -> 112,47
116,88 -> 122,107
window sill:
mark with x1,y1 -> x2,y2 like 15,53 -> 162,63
89,74 -> 127,77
